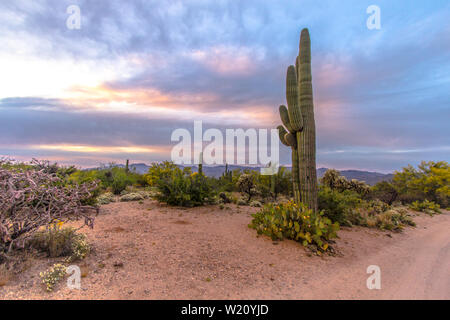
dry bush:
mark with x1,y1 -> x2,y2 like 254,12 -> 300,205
0,159 -> 98,257
0,264 -> 12,286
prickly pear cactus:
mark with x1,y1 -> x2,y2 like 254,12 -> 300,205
277,28 -> 318,212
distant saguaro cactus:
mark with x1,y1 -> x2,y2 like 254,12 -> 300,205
198,152 -> 203,175
277,28 -> 318,212
222,163 -> 232,181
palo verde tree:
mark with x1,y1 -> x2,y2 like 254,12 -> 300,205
277,28 -> 318,211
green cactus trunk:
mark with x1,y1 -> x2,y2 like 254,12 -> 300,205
198,152 -> 203,175
277,28 -> 318,212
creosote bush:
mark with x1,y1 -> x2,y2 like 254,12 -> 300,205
318,186 -> 416,231
318,187 -> 362,226
393,161 -> 449,207
409,200 -> 441,215
145,161 -> 216,207
249,201 -> 339,251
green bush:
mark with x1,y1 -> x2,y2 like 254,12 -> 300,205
248,201 -> 339,251
69,166 -> 148,196
145,161 -> 216,207
96,192 -> 115,205
393,161 -> 449,207
318,187 -> 362,226
409,200 -> 441,215
370,181 -> 399,205
119,192 -> 145,202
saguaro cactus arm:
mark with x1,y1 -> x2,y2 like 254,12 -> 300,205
286,66 -> 303,132
279,105 -> 294,133
277,125 -> 290,146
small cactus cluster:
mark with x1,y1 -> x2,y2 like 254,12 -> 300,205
321,169 -> 370,195
222,163 -> 232,182
278,28 -> 318,211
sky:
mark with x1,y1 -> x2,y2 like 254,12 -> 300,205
0,0 -> 449,173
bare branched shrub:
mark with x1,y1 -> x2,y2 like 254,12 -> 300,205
0,159 -> 98,257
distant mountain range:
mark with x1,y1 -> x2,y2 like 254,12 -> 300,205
88,163 -> 393,186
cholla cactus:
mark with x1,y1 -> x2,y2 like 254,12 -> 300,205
278,28 -> 318,211
320,169 -> 369,195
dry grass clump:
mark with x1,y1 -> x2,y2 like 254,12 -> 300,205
29,226 -> 91,262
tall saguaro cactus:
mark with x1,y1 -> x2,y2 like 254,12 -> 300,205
278,28 -> 318,212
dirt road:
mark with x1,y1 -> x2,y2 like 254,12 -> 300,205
1,201 -> 448,299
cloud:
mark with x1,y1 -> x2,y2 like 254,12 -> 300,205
0,0 -> 449,171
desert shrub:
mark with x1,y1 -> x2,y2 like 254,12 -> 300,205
68,164 -> 148,196
0,160 -> 97,255
69,233 -> 90,262
67,170 -> 101,204
237,197 -> 248,206
108,168 -> 134,195
236,173 -> 258,201
119,192 -> 145,202
0,264 -> 12,287
96,192 -> 115,205
318,187 -> 362,226
318,185 -> 416,231
218,192 -> 232,204
250,200 -> 262,208
365,208 -> 416,231
320,169 -> 369,195
30,226 -> 90,262
370,181 -> 398,205
39,263 -> 67,292
218,166 -> 235,192
409,200 -> 441,215
393,161 -> 449,207
146,161 -> 215,207
363,199 -> 390,215
271,166 -> 292,199
248,201 -> 339,251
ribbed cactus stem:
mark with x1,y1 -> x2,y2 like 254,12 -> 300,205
297,28 -> 318,212
286,66 -> 303,132
277,28 -> 318,212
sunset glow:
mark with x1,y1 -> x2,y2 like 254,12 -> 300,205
0,0 -> 449,171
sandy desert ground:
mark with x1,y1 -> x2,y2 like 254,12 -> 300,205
0,200 -> 449,300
